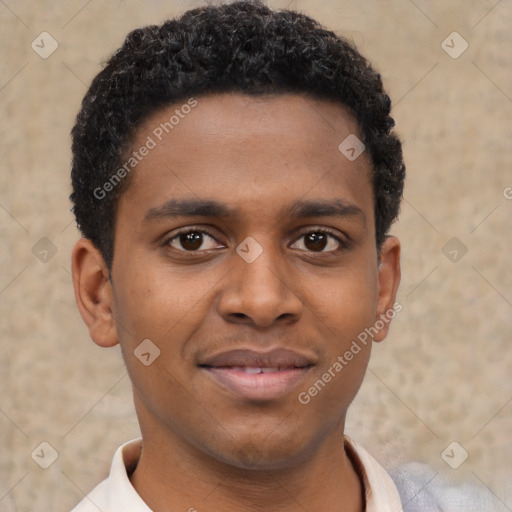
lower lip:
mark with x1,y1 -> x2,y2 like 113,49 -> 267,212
203,367 -> 312,401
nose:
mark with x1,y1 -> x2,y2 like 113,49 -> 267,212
217,245 -> 303,328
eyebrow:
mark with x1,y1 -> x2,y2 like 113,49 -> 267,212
143,197 -> 366,225
144,198 -> 235,223
288,199 -> 366,226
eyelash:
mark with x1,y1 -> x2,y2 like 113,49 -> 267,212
164,226 -> 349,253
293,227 -> 350,252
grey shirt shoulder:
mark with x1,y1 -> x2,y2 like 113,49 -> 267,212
390,462 -> 502,512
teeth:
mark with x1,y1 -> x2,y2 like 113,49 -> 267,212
231,367 -> 280,374
244,367 -> 262,374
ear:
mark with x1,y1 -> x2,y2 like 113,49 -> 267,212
373,236 -> 401,343
71,238 -> 119,348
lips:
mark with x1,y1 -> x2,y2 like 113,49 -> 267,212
200,348 -> 314,369
199,348 -> 315,401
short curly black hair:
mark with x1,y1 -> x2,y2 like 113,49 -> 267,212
70,0 -> 405,271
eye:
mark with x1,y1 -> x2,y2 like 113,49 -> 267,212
290,229 -> 345,253
166,229 -> 224,252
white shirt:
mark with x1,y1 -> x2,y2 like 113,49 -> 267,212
70,436 -> 403,511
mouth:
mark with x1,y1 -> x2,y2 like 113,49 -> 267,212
199,348 -> 315,401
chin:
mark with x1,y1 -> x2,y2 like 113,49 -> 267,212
208,435 -> 312,472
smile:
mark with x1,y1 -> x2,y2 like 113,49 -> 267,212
203,366 -> 313,401
199,348 -> 315,401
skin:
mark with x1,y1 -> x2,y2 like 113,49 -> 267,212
72,93 -> 401,512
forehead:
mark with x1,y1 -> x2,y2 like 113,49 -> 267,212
117,93 -> 373,227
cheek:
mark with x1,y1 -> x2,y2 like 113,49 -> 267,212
301,276 -> 376,416
310,260 -> 379,336
111,265 -> 212,403
112,261 -> 218,348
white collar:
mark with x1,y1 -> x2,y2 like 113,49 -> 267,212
72,436 -> 403,511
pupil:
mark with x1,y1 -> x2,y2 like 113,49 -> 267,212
305,233 -> 327,251
180,232 -> 203,250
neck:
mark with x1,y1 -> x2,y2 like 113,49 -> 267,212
129,425 -> 364,512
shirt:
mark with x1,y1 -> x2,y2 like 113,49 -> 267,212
70,436 -> 403,511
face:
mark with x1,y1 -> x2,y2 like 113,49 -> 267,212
75,93 -> 400,470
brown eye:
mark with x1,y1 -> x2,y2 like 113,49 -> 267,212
167,230 -> 221,252
304,232 -> 328,252
290,230 -> 343,253
180,232 -> 203,250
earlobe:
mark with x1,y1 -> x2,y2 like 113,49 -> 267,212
71,238 -> 119,348
373,236 -> 401,343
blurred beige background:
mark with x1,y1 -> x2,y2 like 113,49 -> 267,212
1,0 -> 511,510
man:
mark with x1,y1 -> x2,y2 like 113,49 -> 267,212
69,1 -> 407,510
